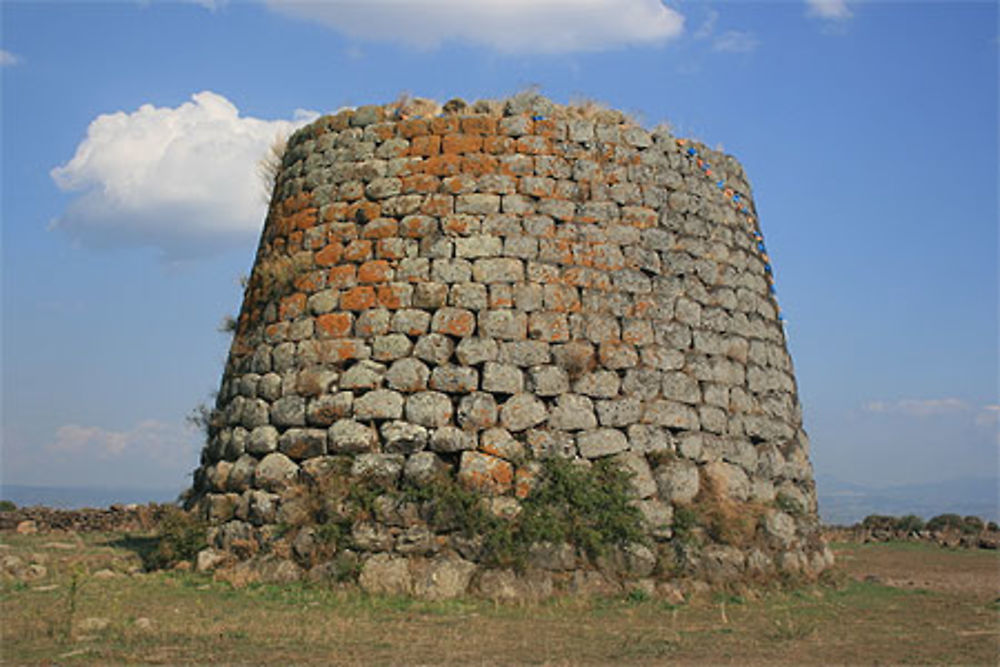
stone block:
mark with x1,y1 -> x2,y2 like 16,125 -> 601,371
405,391 -> 454,427
353,389 -> 405,421
577,428 -> 628,458
499,393 -> 548,431
458,451 -> 513,494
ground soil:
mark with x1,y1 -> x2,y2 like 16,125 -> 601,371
1,531 -> 997,665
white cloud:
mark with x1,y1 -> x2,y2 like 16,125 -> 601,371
806,0 -> 852,21
46,420 -> 198,467
863,397 -> 969,417
265,0 -> 685,54
0,49 -> 22,66
713,30 -> 759,54
50,91 -> 317,259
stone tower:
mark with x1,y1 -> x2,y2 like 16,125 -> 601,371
190,94 -> 832,595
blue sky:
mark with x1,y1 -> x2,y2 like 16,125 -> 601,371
2,0 -> 997,500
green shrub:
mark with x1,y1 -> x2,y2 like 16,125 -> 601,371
143,506 -> 209,571
925,513 -> 964,532
894,515 -> 925,533
961,515 -> 985,534
0,500 -> 16,512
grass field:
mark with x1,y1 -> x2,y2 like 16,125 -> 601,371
2,532 -> 997,664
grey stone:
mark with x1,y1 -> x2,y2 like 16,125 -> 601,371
528,542 -> 578,571
339,360 -> 386,390
662,372 -> 701,404
654,460 -> 699,503
478,310 -> 527,340
278,428 -> 328,460
626,424 -> 673,455
527,365 -> 570,396
359,554 -> 412,595
254,452 -> 299,492
525,429 -> 576,459
271,396 -> 306,427
413,333 -> 454,365
296,368 -> 338,397
391,309 -> 432,336
472,258 -> 524,283
247,426 -> 279,455
353,389 -> 405,421
456,193 -> 500,215
455,234 -> 502,258
380,420 -> 429,454
395,526 -> 439,555
764,510 -> 797,547
479,427 -> 525,461
372,334 -> 413,361
702,461 -> 750,501
456,392 -> 498,430
578,428 -> 628,458
499,393 -> 548,431
406,391 -> 454,427
385,357 -> 431,392
403,451 -> 448,487
481,362 -> 524,394
449,282 -> 489,310
351,453 -> 405,485
430,365 -> 479,393
499,341 -> 551,366
429,425 -> 477,453
548,393 -> 597,431
574,370 -> 620,398
455,337 -> 499,366
328,419 -> 377,453
227,454 -> 257,492
643,400 -> 700,430
635,499 -> 673,539
595,398 -> 642,427
412,557 -> 476,601
307,392 -> 354,426
612,452 -> 657,498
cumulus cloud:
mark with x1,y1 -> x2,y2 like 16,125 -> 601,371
46,420 -> 198,467
712,30 -> 759,54
50,91 -> 317,259
806,0 -> 852,21
863,398 -> 969,417
0,49 -> 22,66
265,0 -> 685,54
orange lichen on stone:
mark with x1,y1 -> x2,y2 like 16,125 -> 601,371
376,238 -> 409,260
513,466 -> 536,499
361,218 -> 399,240
483,135 -> 515,155
442,134 -> 483,155
398,118 -> 430,138
421,194 -> 454,217
562,267 -> 612,290
315,242 -> 345,267
322,202 -> 349,222
516,135 -> 552,155
358,260 -> 392,284
370,123 -> 396,142
623,206 -> 657,229
327,264 -> 358,289
316,312 -> 353,338
409,135 -> 441,157
279,293 -> 307,320
377,283 -> 410,309
442,215 -> 474,235
458,451 -> 513,495
429,115 -> 459,135
340,286 -> 377,311
460,154 -> 499,176
460,116 -> 497,135
433,309 -> 475,337
347,201 -> 381,224
401,174 -> 440,194
330,338 -> 369,362
293,271 -> 324,293
422,154 -> 463,176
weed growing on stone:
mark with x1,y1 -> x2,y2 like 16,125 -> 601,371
142,506 -> 208,571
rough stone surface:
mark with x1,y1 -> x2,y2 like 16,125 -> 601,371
192,95 -> 828,594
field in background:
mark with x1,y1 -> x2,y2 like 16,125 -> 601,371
1,532 -> 997,665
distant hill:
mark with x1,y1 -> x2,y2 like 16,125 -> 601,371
817,475 -> 998,525
0,484 -> 181,510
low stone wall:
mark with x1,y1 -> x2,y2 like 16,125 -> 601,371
0,505 -> 170,534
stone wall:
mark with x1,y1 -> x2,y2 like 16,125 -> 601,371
189,94 -> 831,595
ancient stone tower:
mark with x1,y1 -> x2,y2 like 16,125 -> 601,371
190,94 -> 832,596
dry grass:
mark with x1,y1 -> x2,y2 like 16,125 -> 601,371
2,532 -> 997,664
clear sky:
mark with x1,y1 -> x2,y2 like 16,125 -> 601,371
2,1 -> 997,499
